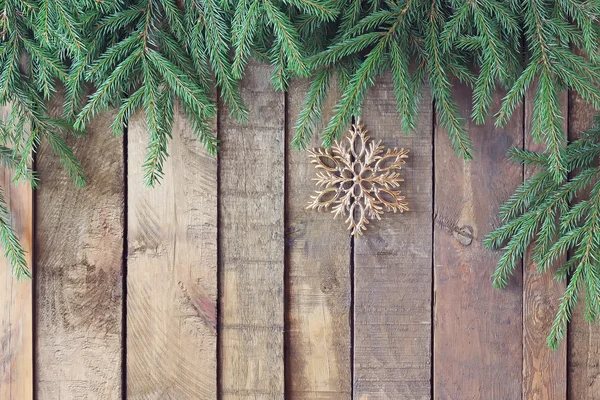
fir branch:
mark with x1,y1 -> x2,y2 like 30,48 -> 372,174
283,0 -> 338,21
112,86 -> 145,136
231,0 -> 261,79
197,0 -> 247,118
293,67 -> 332,149
142,61 -> 170,186
263,0 -> 309,77
0,188 -> 29,279
487,127 -> 600,348
426,0 -> 473,159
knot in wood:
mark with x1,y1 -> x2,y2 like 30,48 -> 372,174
453,225 -> 473,246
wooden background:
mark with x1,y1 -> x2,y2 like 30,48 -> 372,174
2,62 -> 600,399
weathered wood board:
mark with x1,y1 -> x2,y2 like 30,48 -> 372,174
568,90 -> 600,400
286,78 -> 352,399
522,88 -> 567,399
36,110 -> 123,399
127,103 -> 217,398
353,73 -> 433,399
434,84 -> 523,398
219,61 -> 286,399
0,109 -> 33,400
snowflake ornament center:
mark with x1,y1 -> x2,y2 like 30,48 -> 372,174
307,119 -> 409,235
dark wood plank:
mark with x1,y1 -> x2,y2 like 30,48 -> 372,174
219,61 -> 285,399
568,90 -> 600,399
353,73 -> 433,399
127,104 -> 217,398
433,84 -> 523,399
0,106 -> 33,400
522,89 -> 567,399
36,110 -> 123,399
286,78 -> 352,399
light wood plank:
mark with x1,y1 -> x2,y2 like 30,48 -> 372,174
433,84 -> 523,398
36,111 -> 123,399
568,90 -> 600,400
522,89 -> 567,399
127,103 -> 217,399
286,78 -> 351,399
0,106 -> 33,400
219,61 -> 285,399
353,73 -> 433,399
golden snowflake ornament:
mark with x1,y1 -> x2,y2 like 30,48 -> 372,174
307,118 -> 409,235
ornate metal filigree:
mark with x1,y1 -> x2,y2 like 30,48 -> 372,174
307,118 -> 409,235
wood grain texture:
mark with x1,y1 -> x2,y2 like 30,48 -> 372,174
127,103 -> 217,399
353,73 -> 433,399
286,78 -> 351,399
433,84 -> 523,399
219,61 -> 285,399
36,111 -> 123,399
522,89 -> 567,400
0,106 -> 33,400
568,90 -> 600,400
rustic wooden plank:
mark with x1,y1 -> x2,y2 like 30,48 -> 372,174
286,78 -> 351,399
433,84 -> 523,398
353,73 -> 433,399
219,61 -> 285,399
0,108 -> 33,400
522,89 -> 567,399
568,90 -> 600,399
36,110 -> 123,399
127,103 -> 217,398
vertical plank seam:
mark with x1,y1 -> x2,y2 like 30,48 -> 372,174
32,132 -> 38,400
521,86 -> 526,400
7,178 -> 14,399
8,186 -> 14,399
216,88 -> 222,400
350,233 -> 354,398
121,122 -> 128,400
283,88 -> 290,398
565,88 -> 572,400
520,34 -> 528,400
430,97 -> 436,400
350,116 -> 356,400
